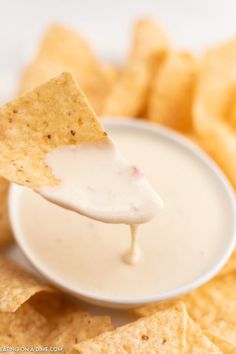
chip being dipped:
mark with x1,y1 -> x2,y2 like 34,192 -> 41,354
0,72 -> 162,226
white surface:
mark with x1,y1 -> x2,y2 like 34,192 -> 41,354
0,0 -> 236,103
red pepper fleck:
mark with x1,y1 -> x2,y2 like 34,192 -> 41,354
132,165 -> 144,177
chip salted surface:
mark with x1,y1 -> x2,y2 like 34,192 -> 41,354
0,257 -> 51,312
133,254 -> 236,350
75,303 -> 188,354
0,261 -> 113,353
0,71 -> 106,189
75,303 -> 221,353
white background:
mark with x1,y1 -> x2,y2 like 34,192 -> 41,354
0,0 -> 236,103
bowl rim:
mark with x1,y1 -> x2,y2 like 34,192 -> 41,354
8,118 -> 236,307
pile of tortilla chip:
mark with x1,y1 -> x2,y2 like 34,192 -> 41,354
16,18 -> 236,191
0,17 -> 236,353
1,255 -> 236,352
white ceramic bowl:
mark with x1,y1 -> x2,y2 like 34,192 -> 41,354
9,119 -> 236,308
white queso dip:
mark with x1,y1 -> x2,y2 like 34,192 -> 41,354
15,122 -> 233,300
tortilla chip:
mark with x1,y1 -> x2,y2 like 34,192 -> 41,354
74,302 -> 187,353
128,18 -> 169,65
219,250 -> 236,277
102,64 -> 120,87
194,39 -> 236,131
206,319 -> 236,347
19,24 -> 110,114
19,57 -> 64,95
134,271 -> 236,331
49,312 -> 113,354
193,39 -> 236,188
29,292 -> 82,324
102,18 -> 170,119
205,330 -> 236,353
0,302 -> 50,349
186,318 -> 222,353
0,293 -> 112,353
197,120 -> 236,189
0,178 -> 13,247
229,84 -> 236,128
30,292 -> 112,352
0,72 -> 107,189
102,63 -> 150,117
147,52 -> 197,132
0,257 -> 51,312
